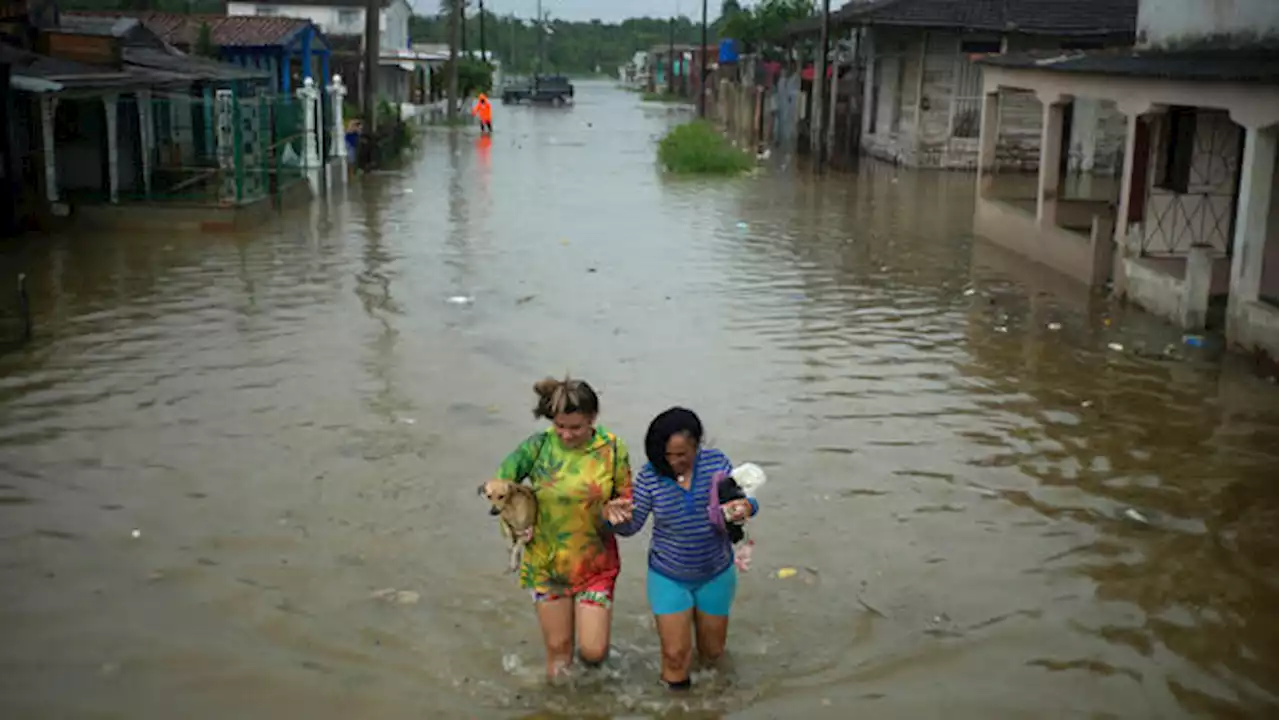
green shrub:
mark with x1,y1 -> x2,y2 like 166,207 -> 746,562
657,120 -> 754,175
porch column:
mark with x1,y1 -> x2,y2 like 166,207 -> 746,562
327,74 -> 347,159
103,93 -> 120,203
860,29 -> 875,139
1226,125 -> 1279,339
39,95 -> 59,204
1036,97 -> 1067,228
301,27 -> 313,80
975,90 -> 1000,198
137,89 -> 153,197
280,49 -> 291,96
297,77 -> 321,168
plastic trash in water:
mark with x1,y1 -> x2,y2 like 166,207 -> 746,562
963,288 -> 976,297
1047,322 -> 1063,331
446,295 -> 473,305
131,529 -> 141,539
1107,342 -> 1125,352
1182,334 -> 1205,348
776,567 -> 798,579
1123,508 -> 1149,525
736,221 -> 749,230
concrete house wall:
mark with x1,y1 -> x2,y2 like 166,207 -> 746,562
860,27 -> 1128,172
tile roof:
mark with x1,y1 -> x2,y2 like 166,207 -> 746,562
980,46 -> 1279,83
64,11 -> 317,49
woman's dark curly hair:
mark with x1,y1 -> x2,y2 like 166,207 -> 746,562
644,407 -> 703,479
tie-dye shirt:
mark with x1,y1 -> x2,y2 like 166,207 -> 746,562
496,426 -> 632,595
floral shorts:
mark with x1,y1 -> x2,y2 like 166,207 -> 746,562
530,574 -> 617,609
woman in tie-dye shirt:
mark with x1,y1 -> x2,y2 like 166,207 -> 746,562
491,376 -> 633,680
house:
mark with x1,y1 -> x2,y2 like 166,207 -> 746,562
225,0 -> 425,106
3,13 -> 281,226
973,0 -> 1277,360
647,44 -> 717,101
837,0 -> 1138,170
65,11 -> 333,98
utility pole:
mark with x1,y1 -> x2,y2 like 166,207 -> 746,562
667,16 -> 675,96
535,0 -> 543,76
478,0 -> 486,62
698,0 -> 707,117
361,0 -> 380,147
813,0 -> 831,172
447,0 -> 460,120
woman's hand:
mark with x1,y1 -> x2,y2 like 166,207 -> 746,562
603,497 -> 634,525
724,499 -> 753,523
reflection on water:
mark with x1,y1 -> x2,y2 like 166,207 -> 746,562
0,82 -> 1275,719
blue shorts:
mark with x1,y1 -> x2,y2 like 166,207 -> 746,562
646,565 -> 737,617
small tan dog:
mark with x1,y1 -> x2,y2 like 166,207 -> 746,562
478,479 -> 538,573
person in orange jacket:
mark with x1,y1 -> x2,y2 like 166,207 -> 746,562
472,93 -> 493,133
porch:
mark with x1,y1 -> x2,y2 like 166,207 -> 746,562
974,48 -> 1278,359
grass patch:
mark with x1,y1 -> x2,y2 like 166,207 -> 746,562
657,120 -> 754,176
642,91 -> 688,103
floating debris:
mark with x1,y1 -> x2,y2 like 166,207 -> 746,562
1107,342 -> 1125,352
397,417 -> 416,425
369,588 -> 420,605
963,288 -> 976,297
515,295 -> 536,305
1123,508 -> 1149,525
1182,334 -> 1205,348
1081,400 -> 1094,408
775,567 -> 798,579
994,326 -> 1009,333
1047,322 -> 1062,331
131,529 -> 141,539
446,295 -> 474,305
736,221 -> 749,230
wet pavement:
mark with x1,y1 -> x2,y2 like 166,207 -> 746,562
0,81 -> 1276,719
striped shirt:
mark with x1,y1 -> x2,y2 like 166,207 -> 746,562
609,447 -> 758,582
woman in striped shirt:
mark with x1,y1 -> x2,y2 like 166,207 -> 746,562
605,407 -> 759,688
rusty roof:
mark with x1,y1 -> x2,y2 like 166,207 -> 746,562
839,0 -> 1137,36
64,11 -> 324,49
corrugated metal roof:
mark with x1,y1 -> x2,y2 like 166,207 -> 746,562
64,11 -> 320,49
841,0 -> 1137,36
788,0 -> 1137,38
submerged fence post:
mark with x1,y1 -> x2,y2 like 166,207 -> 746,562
18,273 -> 29,343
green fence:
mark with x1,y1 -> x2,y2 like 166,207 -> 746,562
90,90 -> 317,206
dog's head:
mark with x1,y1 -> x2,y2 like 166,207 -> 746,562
478,479 -> 515,516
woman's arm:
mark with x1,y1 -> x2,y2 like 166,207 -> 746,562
716,451 -> 759,519
606,469 -> 652,537
493,433 -> 544,483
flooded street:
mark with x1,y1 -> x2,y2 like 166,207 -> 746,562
0,81 -> 1275,719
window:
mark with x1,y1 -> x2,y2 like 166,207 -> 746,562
1156,106 -> 1197,194
959,39 -> 1002,55
337,9 -> 358,25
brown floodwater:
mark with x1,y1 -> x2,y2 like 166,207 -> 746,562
0,81 -> 1275,719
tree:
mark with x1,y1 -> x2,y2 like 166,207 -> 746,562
194,22 -> 217,59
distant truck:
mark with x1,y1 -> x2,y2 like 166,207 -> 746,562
501,75 -> 575,105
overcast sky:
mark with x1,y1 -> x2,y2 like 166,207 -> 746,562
409,0 -> 722,23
